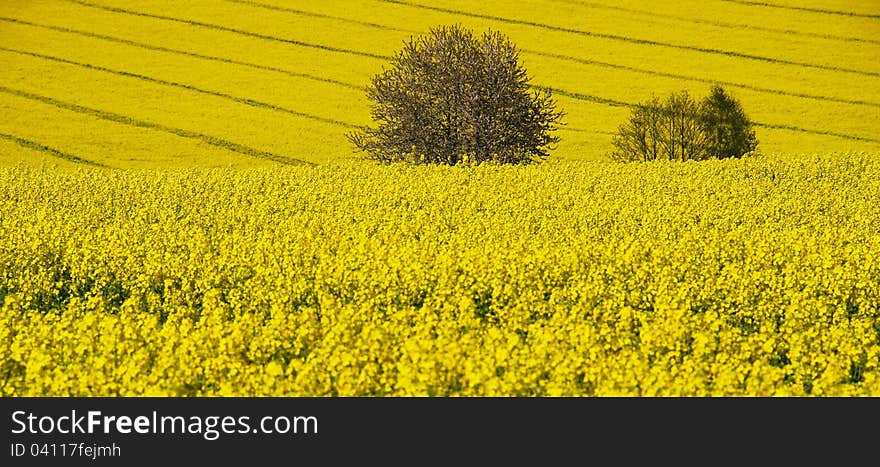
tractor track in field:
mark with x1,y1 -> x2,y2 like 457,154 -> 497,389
4,2 -> 878,153
0,133 -> 110,168
0,47 -> 364,130
718,0 -> 880,19
4,16 -> 876,112
525,49 -> 880,109
0,86 -> 314,166
64,0 -> 391,61
222,0 -> 417,34
377,0 -> 880,78
552,0 -> 880,45
0,17 -> 366,92
538,86 -> 880,143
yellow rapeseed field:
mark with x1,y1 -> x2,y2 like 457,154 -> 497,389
1,1 -> 879,396
2,154 -> 880,396
1,0 -> 878,165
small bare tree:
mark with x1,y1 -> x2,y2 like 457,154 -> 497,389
663,91 -> 709,161
610,97 -> 663,162
348,25 -> 564,165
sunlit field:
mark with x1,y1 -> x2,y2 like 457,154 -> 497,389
1,0 -> 879,396
1,0 -> 878,166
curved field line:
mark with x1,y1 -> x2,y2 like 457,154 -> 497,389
4,39 -> 872,147
63,0 -> 391,61
560,127 -> 618,136
526,49 -> 880,109
718,0 -> 880,19
0,47 -> 363,130
223,0 -> 417,33
0,133 -> 110,168
535,86 -> 632,107
535,86 -> 880,144
6,8 -> 875,148
552,0 -> 880,45
557,126 -> 609,134
0,17 -> 364,92
234,0 -> 880,47
6,16 -> 874,111
0,86 -> 313,166
378,0 -> 880,78
751,122 -> 880,143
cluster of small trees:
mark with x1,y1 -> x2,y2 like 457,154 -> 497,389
349,24 -> 758,165
610,86 -> 758,162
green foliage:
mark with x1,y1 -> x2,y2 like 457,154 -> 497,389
701,86 -> 759,159
612,86 -> 758,162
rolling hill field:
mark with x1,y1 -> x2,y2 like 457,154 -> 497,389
1,0 -> 879,166
1,1 -> 880,396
